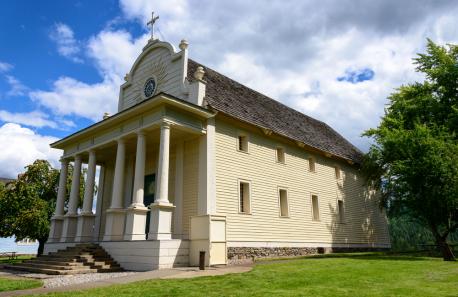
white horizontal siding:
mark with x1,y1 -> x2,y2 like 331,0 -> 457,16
214,118 -> 390,245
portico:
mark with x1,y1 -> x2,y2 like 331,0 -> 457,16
45,93 -> 217,269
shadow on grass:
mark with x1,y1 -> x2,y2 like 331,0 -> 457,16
256,251 -> 447,265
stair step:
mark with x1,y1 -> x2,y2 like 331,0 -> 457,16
4,264 -> 96,275
11,243 -> 124,275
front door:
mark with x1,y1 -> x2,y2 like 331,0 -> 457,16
144,174 -> 155,235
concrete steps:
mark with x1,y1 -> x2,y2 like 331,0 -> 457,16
5,243 -> 123,275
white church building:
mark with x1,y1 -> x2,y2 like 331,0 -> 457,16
44,31 -> 390,271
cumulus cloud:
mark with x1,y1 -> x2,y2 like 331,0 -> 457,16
31,30 -> 148,121
50,23 -> 83,63
119,0 -> 458,150
4,75 -> 28,96
0,123 -> 60,178
28,0 -> 458,151
0,110 -> 58,129
0,62 -> 12,73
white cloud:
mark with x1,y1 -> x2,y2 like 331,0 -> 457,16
0,110 -> 58,129
5,75 -> 28,96
0,62 -> 12,73
30,77 -> 118,121
31,29 -> 148,121
29,0 -> 458,152
50,23 -> 82,63
0,123 -> 60,178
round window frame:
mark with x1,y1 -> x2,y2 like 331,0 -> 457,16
142,76 -> 157,99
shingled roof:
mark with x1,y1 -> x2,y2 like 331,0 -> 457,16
188,59 -> 363,164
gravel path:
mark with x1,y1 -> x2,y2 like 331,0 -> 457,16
43,272 -> 138,288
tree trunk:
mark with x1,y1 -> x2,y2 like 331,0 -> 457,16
37,239 -> 46,256
436,238 -> 456,261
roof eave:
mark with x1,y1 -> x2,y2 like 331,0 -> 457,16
51,93 -> 215,149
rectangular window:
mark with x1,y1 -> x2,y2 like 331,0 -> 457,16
335,166 -> 341,179
239,181 -> 251,213
309,157 -> 316,172
238,135 -> 248,152
311,194 -> 320,221
338,200 -> 345,223
276,147 -> 285,163
279,189 -> 289,217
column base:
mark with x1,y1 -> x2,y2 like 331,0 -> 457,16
124,206 -> 149,240
48,216 -> 64,243
148,202 -> 175,240
74,213 -> 96,242
103,208 -> 126,241
60,214 -> 78,242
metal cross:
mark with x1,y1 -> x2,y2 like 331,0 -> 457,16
147,11 -> 159,39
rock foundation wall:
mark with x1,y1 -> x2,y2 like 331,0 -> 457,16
227,246 -> 388,264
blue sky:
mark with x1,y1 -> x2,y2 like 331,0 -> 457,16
0,0 -> 457,178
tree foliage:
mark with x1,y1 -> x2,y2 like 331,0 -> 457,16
364,39 -> 458,261
0,160 -> 85,255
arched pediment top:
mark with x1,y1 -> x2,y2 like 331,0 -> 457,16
126,40 -> 179,82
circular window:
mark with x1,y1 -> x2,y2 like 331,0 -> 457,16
143,78 -> 156,98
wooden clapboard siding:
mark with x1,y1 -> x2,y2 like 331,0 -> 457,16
121,47 -> 185,111
214,117 -> 390,245
182,138 -> 199,238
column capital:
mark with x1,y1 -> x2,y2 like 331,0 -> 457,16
116,137 -> 126,144
59,157 -> 69,164
161,120 -> 173,129
136,129 -> 146,136
74,154 -> 82,162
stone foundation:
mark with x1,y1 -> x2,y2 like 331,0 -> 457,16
227,246 -> 389,264
227,247 -> 318,264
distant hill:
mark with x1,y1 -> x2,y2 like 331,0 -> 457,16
0,177 -> 14,184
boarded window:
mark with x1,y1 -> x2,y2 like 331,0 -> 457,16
338,200 -> 345,223
238,135 -> 248,152
309,158 -> 316,172
279,189 -> 289,217
276,147 -> 285,163
335,166 -> 341,179
311,195 -> 320,221
239,181 -> 251,213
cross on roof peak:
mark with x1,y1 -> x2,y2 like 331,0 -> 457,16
147,11 -> 159,40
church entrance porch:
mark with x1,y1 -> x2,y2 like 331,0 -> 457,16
45,94 -> 218,270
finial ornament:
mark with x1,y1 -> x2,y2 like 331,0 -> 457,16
179,39 -> 189,51
194,66 -> 205,81
147,11 -> 160,40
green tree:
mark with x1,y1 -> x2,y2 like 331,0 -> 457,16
364,40 -> 458,261
0,160 -> 85,255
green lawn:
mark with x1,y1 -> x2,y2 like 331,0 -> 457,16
0,277 -> 42,292
0,255 -> 34,264
41,253 -> 457,297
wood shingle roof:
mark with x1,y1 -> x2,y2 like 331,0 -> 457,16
188,59 -> 363,164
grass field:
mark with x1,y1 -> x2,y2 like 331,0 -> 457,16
0,255 -> 34,264
40,253 -> 457,297
0,277 -> 42,292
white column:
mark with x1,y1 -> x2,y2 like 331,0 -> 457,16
197,117 -> 216,215
149,121 -> 175,240
173,142 -> 184,238
156,122 -> 171,203
111,139 -> 126,209
61,155 -> 82,242
132,132 -> 146,207
75,150 -> 97,242
68,155 -> 82,215
103,139 -> 127,241
124,131 -> 149,240
48,158 -> 68,243
81,150 -> 96,214
93,165 -> 105,241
